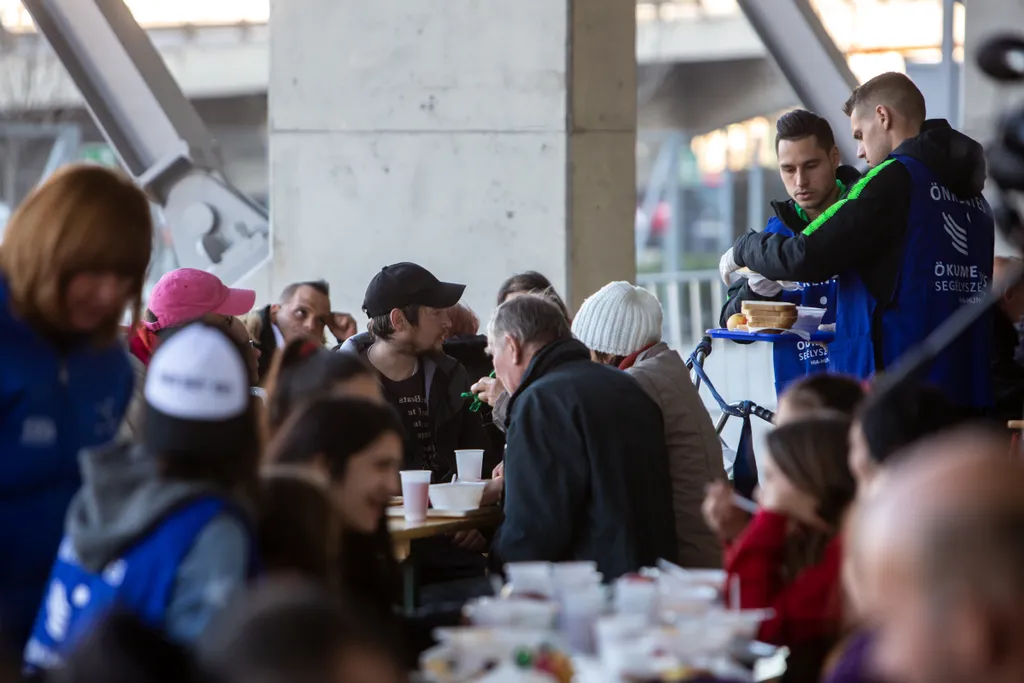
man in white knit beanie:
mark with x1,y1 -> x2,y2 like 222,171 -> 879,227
572,281 -> 726,568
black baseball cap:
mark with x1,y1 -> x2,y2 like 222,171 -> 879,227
362,262 -> 466,318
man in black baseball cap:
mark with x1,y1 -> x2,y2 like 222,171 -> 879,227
340,263 -> 497,485
340,262 -> 500,583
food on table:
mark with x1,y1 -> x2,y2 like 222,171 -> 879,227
726,313 -> 746,331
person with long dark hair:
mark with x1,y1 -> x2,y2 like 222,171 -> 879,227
265,397 -> 403,616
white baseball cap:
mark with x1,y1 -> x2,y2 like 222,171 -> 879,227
144,322 -> 254,454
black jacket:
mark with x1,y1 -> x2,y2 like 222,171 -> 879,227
992,309 -> 1024,423
732,120 -> 988,313
491,338 -> 677,579
256,305 -> 278,384
442,334 -> 505,455
720,165 -> 862,327
339,333 -> 501,481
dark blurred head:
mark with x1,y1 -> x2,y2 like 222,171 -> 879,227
53,611 -> 213,683
258,467 -> 341,592
264,340 -> 383,439
201,581 -> 405,683
776,373 -> 866,426
849,381 -> 966,491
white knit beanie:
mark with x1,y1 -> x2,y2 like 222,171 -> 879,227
571,281 -> 664,357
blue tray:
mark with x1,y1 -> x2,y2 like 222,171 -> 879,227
708,328 -> 835,344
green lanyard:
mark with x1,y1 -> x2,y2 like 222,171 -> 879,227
460,371 -> 495,412
794,178 -> 847,224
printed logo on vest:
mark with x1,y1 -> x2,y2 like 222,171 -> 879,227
102,559 -> 127,587
942,211 -> 969,256
20,417 -> 57,447
44,581 -> 71,641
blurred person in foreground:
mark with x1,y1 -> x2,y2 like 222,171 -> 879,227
852,427 -> 1024,683
488,294 -> 676,577
991,256 -> 1024,422
201,580 -> 405,683
267,397 -> 405,619
822,381 -> 968,683
720,73 -> 994,411
24,323 -> 261,674
123,268 -> 257,439
250,280 -> 358,384
0,165 -> 152,653
702,374 -> 865,553
725,416 -> 856,658
572,281 -> 724,568
720,110 -> 861,395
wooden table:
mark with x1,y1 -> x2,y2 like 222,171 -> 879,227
389,508 -> 504,560
388,507 -> 504,611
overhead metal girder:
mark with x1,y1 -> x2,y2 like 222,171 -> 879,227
19,0 -> 269,286
736,0 -> 863,167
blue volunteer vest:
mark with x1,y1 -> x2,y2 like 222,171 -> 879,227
763,216 -> 837,395
829,155 -> 994,409
23,497 -> 250,672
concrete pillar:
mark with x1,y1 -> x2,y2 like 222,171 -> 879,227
963,0 -> 1024,257
263,0 -> 637,321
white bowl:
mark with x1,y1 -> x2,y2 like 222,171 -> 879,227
793,306 -> 827,332
428,481 -> 486,510
463,597 -> 559,629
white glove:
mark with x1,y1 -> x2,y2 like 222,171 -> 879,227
747,273 -> 783,297
719,248 -> 740,286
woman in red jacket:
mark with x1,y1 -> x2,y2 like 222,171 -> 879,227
724,416 -> 856,651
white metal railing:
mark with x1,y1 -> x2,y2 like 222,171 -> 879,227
637,269 -> 725,351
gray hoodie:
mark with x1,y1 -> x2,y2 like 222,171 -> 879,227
66,441 -> 252,643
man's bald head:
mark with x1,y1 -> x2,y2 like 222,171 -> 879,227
855,426 -> 1024,683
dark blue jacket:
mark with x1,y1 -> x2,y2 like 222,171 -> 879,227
23,496 -> 253,673
732,120 -> 994,410
830,155 -> 993,408
0,274 -> 133,652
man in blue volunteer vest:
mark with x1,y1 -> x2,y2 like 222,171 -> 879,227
720,109 -> 861,395
23,322 -> 260,674
719,72 -> 994,410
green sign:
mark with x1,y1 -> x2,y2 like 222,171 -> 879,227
79,144 -> 118,168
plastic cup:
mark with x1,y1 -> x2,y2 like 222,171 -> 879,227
454,449 -> 484,481
400,470 -> 432,522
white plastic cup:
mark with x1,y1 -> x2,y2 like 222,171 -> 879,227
454,449 -> 484,481
558,585 -> 607,654
400,470 -> 432,522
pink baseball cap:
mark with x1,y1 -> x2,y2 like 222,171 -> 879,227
143,268 -> 256,331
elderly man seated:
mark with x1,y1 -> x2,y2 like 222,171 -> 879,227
487,294 -> 676,579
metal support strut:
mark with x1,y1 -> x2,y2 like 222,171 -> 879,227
19,0 -> 269,286
736,0 -> 862,168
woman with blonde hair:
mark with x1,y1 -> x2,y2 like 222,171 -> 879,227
0,164 -> 152,652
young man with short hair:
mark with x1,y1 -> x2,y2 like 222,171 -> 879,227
720,109 -> 860,395
720,73 -> 995,410
340,262 -> 498,482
